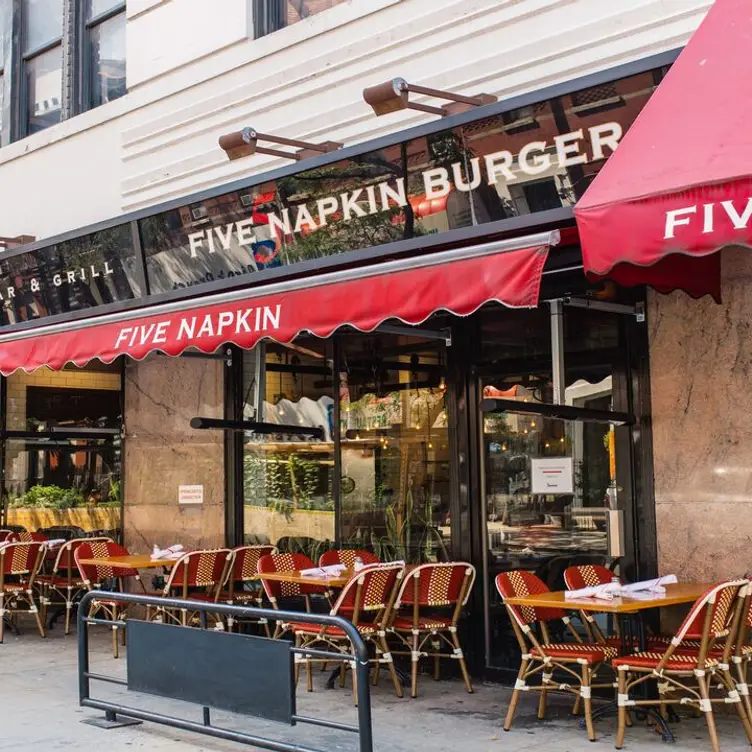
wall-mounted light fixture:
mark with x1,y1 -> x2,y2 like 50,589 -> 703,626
218,127 -> 343,161
363,77 -> 497,118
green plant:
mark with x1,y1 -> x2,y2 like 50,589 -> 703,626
9,485 -> 85,510
108,479 -> 121,504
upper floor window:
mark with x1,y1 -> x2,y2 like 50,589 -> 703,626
22,0 -> 63,136
0,0 -> 126,147
253,0 -> 346,39
83,0 -> 126,110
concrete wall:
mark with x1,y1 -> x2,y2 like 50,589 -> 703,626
0,0 -> 711,238
123,355 -> 225,553
650,247 -> 752,582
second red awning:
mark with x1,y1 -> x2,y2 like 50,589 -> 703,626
574,0 -> 752,301
0,231 -> 557,375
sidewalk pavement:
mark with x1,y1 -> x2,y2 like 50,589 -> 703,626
1,621 -> 750,751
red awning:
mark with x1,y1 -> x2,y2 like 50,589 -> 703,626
574,0 -> 752,301
0,232 -> 557,375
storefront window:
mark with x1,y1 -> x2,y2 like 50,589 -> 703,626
1,361 -> 123,539
242,340 -> 335,561
339,330 -> 450,563
253,0 -> 346,39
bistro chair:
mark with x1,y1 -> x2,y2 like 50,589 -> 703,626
16,531 -> 48,543
221,544 -> 277,633
0,541 -> 47,642
389,562 -> 476,698
74,541 -> 147,658
257,552 -> 332,638
613,579 -> 751,752
319,549 -> 380,568
148,548 -> 232,629
37,536 -> 112,634
0,530 -> 16,542
290,561 -> 405,702
495,570 -> 618,742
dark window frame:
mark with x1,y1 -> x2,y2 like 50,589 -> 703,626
17,0 -> 64,139
75,0 -> 125,115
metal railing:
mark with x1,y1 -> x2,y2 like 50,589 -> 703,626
78,590 -> 373,752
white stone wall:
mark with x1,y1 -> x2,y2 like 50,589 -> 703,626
0,0 -> 711,240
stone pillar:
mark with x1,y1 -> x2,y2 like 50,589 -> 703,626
123,356 -> 225,553
649,247 -> 752,582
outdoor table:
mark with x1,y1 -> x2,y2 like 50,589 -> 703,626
503,582 -> 714,741
77,554 -> 181,570
254,568 -> 353,589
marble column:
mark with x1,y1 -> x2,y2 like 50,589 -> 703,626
650,247 -> 752,582
122,356 -> 225,553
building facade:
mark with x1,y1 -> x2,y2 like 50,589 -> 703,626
0,0 -> 726,679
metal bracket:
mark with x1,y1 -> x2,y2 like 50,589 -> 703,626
563,296 -> 646,322
374,324 -> 452,346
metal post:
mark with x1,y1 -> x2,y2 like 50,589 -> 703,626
78,596 -> 91,705
354,645 -> 374,752
549,299 -> 565,405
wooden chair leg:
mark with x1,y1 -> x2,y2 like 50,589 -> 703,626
380,634 -> 403,698
735,660 -> 752,727
31,594 -> 46,638
581,663 -> 595,742
411,631 -> 420,699
450,629 -> 473,694
504,658 -> 528,732
306,653 -> 313,693
698,673 -> 721,752
64,588 -> 73,635
616,670 -> 627,749
720,669 -> 752,744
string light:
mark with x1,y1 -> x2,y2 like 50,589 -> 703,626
502,444 -> 507,451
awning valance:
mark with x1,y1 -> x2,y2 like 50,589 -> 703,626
0,232 -> 557,375
574,0 -> 750,301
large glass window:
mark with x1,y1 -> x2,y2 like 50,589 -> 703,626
239,327 -> 452,564
242,339 -> 335,561
1,361 -> 123,540
253,0 -> 346,39
84,0 -> 126,110
338,330 -> 450,563
22,0 -> 63,136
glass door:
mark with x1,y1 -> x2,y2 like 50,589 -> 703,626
476,304 -> 633,672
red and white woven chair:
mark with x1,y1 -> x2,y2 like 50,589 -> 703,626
496,570 -> 618,742
389,562 -> 475,697
148,548 -> 233,629
290,561 -> 405,702
257,552 -> 332,638
613,579 -> 752,752
318,549 -> 380,568
0,541 -> 47,642
221,545 -> 277,633
75,540 -> 147,658
0,530 -> 15,543
37,536 -> 112,634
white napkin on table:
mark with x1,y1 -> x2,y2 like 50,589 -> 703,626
47,538 -> 66,547
150,544 -> 185,561
565,582 -> 622,601
620,574 -> 678,594
299,564 -> 346,577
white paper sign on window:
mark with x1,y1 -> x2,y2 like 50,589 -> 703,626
531,457 -> 574,494
178,485 -> 204,505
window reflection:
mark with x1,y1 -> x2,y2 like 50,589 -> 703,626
253,0 -> 346,38
242,341 -> 335,560
25,47 -> 62,134
88,12 -> 125,108
339,329 -> 450,563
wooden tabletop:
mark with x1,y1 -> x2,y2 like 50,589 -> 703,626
504,582 -> 712,614
255,569 -> 352,588
77,554 -> 180,570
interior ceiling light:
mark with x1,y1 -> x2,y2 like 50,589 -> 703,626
362,77 -> 497,118
218,127 -> 343,161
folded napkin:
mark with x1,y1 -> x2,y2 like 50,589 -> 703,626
150,544 -> 185,561
565,582 -> 621,601
299,564 -> 346,577
47,538 -> 66,547
620,574 -> 678,594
